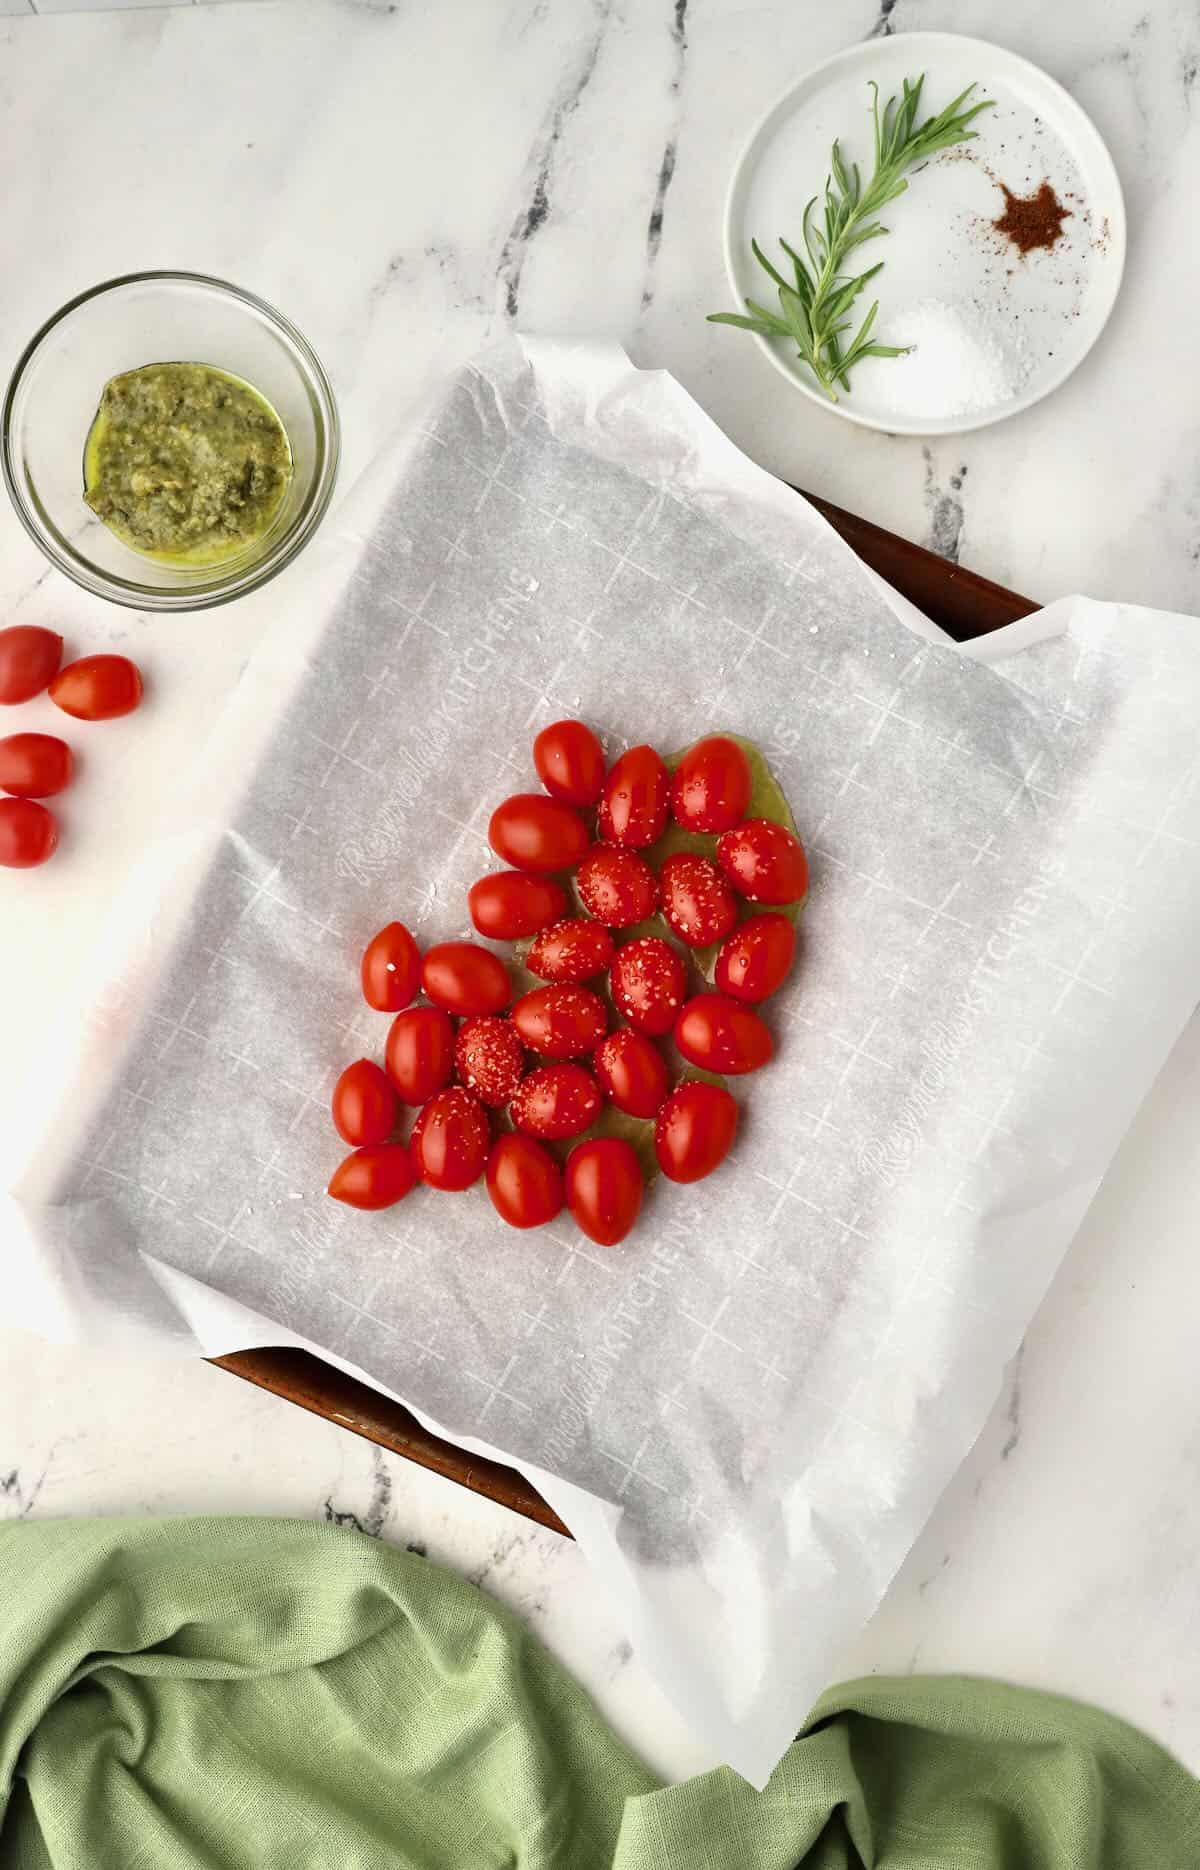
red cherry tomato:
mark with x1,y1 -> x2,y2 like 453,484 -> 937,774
593,1029 -> 670,1118
385,1005 -> 456,1105
671,735 -> 752,833
488,794 -> 589,874
361,921 -> 421,1012
566,1137 -> 644,1247
533,718 -> 606,806
455,1015 -> 526,1107
717,819 -> 808,905
575,844 -> 658,928
715,913 -> 796,1002
0,733 -> 74,799
598,745 -> 670,849
486,1132 -> 564,1229
654,1081 -> 739,1184
0,626 -> 62,705
511,1063 -> 602,1140
332,1058 -> 398,1146
510,985 -> 607,1058
527,918 -> 614,984
49,654 -> 143,722
658,853 -> 739,947
411,1086 -> 490,1191
468,871 -> 568,941
421,941 -> 511,1017
608,937 -> 686,1037
674,994 -> 773,1076
0,797 -> 58,868
328,1143 -> 417,1210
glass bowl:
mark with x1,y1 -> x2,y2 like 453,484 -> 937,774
2,272 -> 339,611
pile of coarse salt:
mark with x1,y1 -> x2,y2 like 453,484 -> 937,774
865,297 -> 1033,419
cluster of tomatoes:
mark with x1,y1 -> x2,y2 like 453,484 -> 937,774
327,721 -> 806,1247
0,624 -> 144,869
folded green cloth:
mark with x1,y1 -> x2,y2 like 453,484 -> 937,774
1,1517 -> 1197,1868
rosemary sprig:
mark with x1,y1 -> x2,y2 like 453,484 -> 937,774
710,74 -> 994,401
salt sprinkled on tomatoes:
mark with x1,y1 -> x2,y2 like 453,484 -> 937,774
455,1015 -> 525,1107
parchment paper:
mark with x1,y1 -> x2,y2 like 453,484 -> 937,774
6,339 -> 1200,1784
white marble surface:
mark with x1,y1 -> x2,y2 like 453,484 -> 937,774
3,0 -> 1200,1786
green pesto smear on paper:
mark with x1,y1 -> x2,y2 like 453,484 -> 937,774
83,362 -> 292,566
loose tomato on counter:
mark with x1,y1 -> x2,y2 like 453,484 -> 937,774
0,626 -> 63,705
575,844 -> 658,927
566,1137 -> 644,1246
598,745 -> 670,848
468,870 -> 567,941
328,1143 -> 417,1210
527,918 -> 614,983
486,1132 -> 564,1229
0,797 -> 59,868
361,921 -> 421,1012
510,984 -> 607,1059
715,913 -> 796,1002
488,794 -> 589,874
455,1015 -> 526,1107
658,853 -> 738,947
654,1081 -> 739,1184
717,818 -> 808,905
674,994 -> 773,1076
608,937 -> 686,1037
533,718 -> 606,806
592,1029 -> 669,1118
332,1058 -> 398,1147
0,733 -> 74,799
49,654 -> 143,722
671,735 -> 752,833
410,1087 -> 490,1191
385,1005 -> 456,1105
511,1063 -> 602,1140
421,941 -> 511,1017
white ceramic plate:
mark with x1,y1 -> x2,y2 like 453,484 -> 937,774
722,32 -> 1126,435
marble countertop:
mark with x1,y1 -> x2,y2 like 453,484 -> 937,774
3,0 -> 1200,1786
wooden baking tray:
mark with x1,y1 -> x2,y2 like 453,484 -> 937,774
215,489 -> 1038,1541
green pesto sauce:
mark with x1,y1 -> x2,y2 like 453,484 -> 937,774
83,362 -> 293,566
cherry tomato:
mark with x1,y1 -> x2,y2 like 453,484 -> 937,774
575,844 -> 658,928
0,626 -> 62,705
328,1143 -> 417,1210
533,718 -> 606,806
0,797 -> 58,868
332,1058 -> 398,1146
421,941 -> 511,1017
468,871 -> 568,941
717,819 -> 808,905
608,937 -> 686,1036
654,1081 -> 739,1184
566,1138 -> 644,1246
715,913 -> 796,1002
488,794 -> 589,874
411,1087 -> 490,1191
527,918 -> 614,984
361,921 -> 421,1012
455,1015 -> 525,1107
511,1063 -> 602,1140
658,853 -> 738,947
671,735 -> 752,833
385,1005 -> 456,1105
49,654 -> 143,722
674,994 -> 773,1075
510,984 -> 607,1058
593,1029 -> 669,1118
0,733 -> 73,799
598,745 -> 670,848
486,1132 -> 564,1229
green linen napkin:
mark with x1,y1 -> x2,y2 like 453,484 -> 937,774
1,1516 -> 1197,1868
